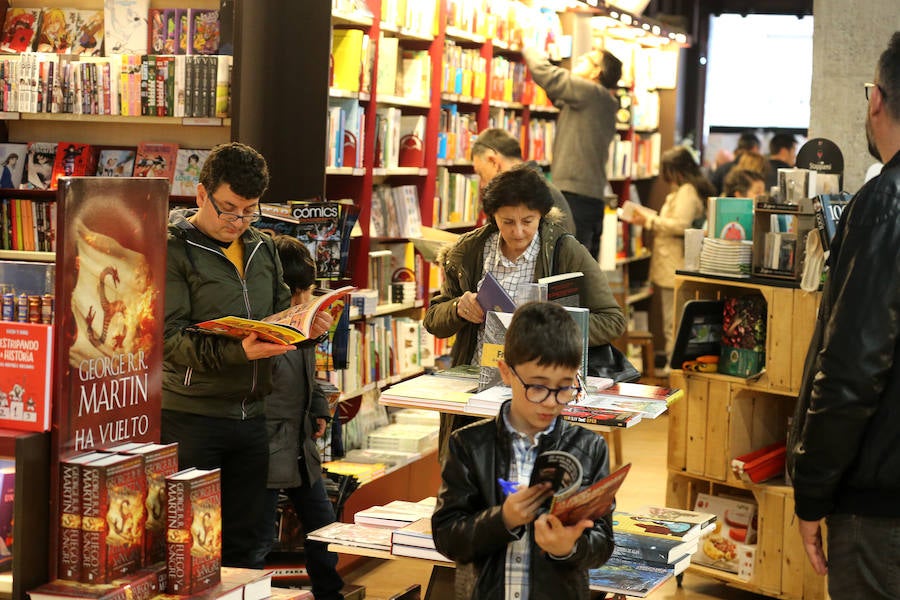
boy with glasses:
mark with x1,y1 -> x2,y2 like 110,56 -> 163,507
432,301 -> 615,599
162,142 -> 329,567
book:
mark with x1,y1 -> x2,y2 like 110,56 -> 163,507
104,0 -> 149,54
354,499 -> 436,529
171,149 -> 210,196
390,541 -> 451,562
538,271 -> 584,307
80,452 -> 147,583
70,10 -> 104,56
718,295 -> 766,377
148,9 -> 175,54
708,197 -> 754,241
219,567 -> 273,600
477,311 -> 514,392
549,462 -> 631,526
0,8 -> 42,53
618,200 -> 657,223
23,142 -> 57,190
560,405 -> 642,428
165,467 -> 222,594
611,509 -> 707,543
629,505 -> 717,531
585,382 -> 683,404
331,28 -> 365,93
575,396 -> 668,419
811,192 -> 852,252
289,201 -> 346,279
117,443 -> 179,565
133,142 -> 179,182
95,148 -> 137,178
50,143 -> 96,190
693,493 -> 758,573
188,285 -> 355,346
306,521 -> 393,552
564,306 -> 590,379
36,8 -> 77,53
58,451 -> 111,581
476,271 -> 516,314
530,449 -> 583,501
611,530 -> 699,566
29,562 -> 167,600
0,321 -> 53,431
188,9 -> 220,55
390,516 -> 440,550
588,555 -> 673,597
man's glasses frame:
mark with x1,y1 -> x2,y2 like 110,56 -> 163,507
865,82 -> 888,102
509,366 -> 581,405
207,191 -> 261,224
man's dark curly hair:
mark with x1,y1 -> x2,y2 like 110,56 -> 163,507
199,142 -> 269,199
481,166 -> 554,223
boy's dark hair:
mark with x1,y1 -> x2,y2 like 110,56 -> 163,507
199,142 -> 269,200
472,128 -> 523,160
735,132 -> 761,155
504,302 -> 582,369
723,168 -> 765,197
769,133 -> 796,155
598,50 -> 623,90
877,31 -> 900,120
481,166 -> 554,220
273,234 -> 316,293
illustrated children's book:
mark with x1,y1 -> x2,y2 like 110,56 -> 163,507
95,148 -> 137,178
188,286 -> 356,346
0,8 -> 42,54
171,149 -> 210,196
133,142 -> 179,183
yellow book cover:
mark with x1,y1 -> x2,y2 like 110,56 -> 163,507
332,29 -> 364,92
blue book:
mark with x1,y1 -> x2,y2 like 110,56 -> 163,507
476,271 -> 516,314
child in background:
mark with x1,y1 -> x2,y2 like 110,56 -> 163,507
432,301 -> 614,598
259,235 -> 344,599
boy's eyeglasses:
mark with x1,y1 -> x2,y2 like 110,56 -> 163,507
208,192 -> 261,224
509,366 -> 581,405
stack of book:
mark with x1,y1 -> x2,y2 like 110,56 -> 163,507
354,497 -> 436,529
321,460 -> 386,485
365,423 -> 438,454
390,518 -> 451,562
698,238 -> 753,279
379,373 -> 476,412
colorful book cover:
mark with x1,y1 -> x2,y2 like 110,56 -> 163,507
289,201 -> 344,279
147,9 -> 170,54
170,149 -> 209,196
80,453 -> 147,583
550,463 -> 631,526
187,9 -> 220,55
588,555 -> 672,598
58,451 -> 111,581
36,8 -> 77,53
0,8 -> 42,54
50,143 -> 96,190
133,142 -> 179,183
612,509 -> 704,542
23,142 -> 58,190
95,148 -> 137,178
710,197 -> 754,241
165,468 -> 222,594
478,311 -> 514,392
0,321 -> 53,431
0,143 -> 29,189
611,530 -> 699,566
104,0 -> 149,55
560,405 -> 642,428
70,9 -> 104,56
52,177 -> 169,458
30,562 -> 166,600
121,443 -> 179,565
538,271 -> 584,307
175,9 -> 188,55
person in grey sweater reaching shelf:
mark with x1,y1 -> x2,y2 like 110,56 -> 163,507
522,45 -> 622,259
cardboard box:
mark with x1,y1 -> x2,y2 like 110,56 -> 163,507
693,493 -> 757,573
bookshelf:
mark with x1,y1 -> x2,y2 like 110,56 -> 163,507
666,273 -> 825,599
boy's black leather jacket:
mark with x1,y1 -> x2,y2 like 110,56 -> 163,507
788,150 -> 900,520
432,404 -> 615,599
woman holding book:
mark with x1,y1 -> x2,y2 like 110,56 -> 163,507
629,146 -> 715,369
425,166 -> 625,460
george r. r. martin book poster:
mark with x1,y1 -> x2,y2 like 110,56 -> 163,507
52,176 -> 169,458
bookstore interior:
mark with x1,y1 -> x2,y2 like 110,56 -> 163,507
0,0 -> 844,598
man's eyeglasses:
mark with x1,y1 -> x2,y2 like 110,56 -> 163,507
509,366 -> 581,405
865,82 -> 888,102
208,192 -> 261,224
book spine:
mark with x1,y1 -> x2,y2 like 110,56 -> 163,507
58,461 -> 82,580
166,477 -> 191,593
562,413 -> 633,428
144,446 -> 179,565
80,463 -> 104,583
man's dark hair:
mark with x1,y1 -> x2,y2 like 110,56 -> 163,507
769,133 -> 797,155
472,128 -> 523,160
504,302 -> 581,369
723,168 -> 765,197
736,132 -> 761,155
877,31 -> 900,120
481,166 -> 554,220
200,142 -> 269,199
272,234 -> 316,294
599,50 -> 623,89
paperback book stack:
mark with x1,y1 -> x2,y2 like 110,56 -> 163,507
698,238 -> 752,279
390,518 -> 451,562
354,497 -> 436,530
164,467 -> 222,594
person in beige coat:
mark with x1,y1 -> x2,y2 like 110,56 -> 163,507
630,146 -> 714,365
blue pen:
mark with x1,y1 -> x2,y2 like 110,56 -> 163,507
498,478 -> 520,496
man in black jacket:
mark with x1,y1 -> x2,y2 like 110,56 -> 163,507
788,32 -> 900,599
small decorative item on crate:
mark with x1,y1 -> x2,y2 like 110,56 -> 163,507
718,295 -> 766,377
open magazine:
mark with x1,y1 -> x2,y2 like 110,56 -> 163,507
529,451 -> 631,526
188,285 -> 355,345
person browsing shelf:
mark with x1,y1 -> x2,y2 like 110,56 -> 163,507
162,142 -> 322,567
471,127 -> 576,234
432,301 -> 615,599
765,133 -> 798,190
424,166 -> 625,460
522,45 -> 621,258
787,32 -> 900,600
629,146 -> 714,366
256,235 -> 343,598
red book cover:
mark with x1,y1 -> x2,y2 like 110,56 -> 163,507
165,468 -> 222,594
80,453 -> 147,583
133,142 -> 179,183
50,143 -> 97,190
121,443 -> 179,565
0,321 -> 53,431
58,450 -> 110,581
30,562 -> 167,600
